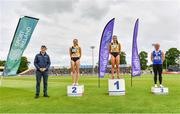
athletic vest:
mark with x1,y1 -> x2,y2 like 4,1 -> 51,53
110,43 -> 120,53
152,50 -> 162,64
71,45 -> 80,58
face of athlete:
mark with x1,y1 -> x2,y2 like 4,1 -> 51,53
41,47 -> 47,54
73,39 -> 78,46
113,36 -> 117,43
154,44 -> 160,51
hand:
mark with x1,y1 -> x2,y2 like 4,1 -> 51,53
42,68 -> 46,71
39,68 -> 43,72
40,68 -> 46,72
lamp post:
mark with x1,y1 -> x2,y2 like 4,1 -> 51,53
90,46 -> 95,74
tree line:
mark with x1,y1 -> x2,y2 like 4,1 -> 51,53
108,48 -> 180,70
139,48 -> 180,70
0,48 -> 179,73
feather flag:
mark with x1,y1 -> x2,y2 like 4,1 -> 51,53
131,19 -> 141,76
3,16 -> 39,76
98,18 -> 115,78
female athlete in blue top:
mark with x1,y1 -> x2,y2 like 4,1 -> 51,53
151,43 -> 165,88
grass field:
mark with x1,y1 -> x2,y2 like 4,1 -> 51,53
0,74 -> 180,113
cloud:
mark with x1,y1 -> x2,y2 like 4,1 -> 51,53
22,0 -> 111,21
23,0 -> 79,16
78,0 -> 110,20
0,0 -> 179,67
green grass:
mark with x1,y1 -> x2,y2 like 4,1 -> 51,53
0,74 -> 180,113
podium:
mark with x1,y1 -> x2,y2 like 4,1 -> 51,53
67,85 -> 84,96
108,79 -> 125,96
151,87 -> 169,95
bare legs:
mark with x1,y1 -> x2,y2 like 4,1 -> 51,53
111,56 -> 115,79
116,55 -> 120,79
111,55 -> 120,79
71,61 -> 75,84
71,60 -> 80,85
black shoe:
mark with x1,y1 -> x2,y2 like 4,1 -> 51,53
35,95 -> 39,99
44,95 -> 50,97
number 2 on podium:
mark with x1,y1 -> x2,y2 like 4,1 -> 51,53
72,87 -> 77,93
114,81 -> 119,89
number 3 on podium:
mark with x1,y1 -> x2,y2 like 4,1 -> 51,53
114,81 -> 119,89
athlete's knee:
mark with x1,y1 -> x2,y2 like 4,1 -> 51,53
36,82 -> 40,86
154,75 -> 157,78
76,70 -> 80,74
72,70 -> 76,74
116,64 -> 119,68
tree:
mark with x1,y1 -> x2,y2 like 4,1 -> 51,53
0,60 -> 6,66
17,56 -> 30,73
0,57 -> 29,73
0,60 -> 5,71
139,51 -> 148,70
163,48 -> 180,69
120,51 -> 127,64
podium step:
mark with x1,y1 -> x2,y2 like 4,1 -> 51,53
67,85 -> 84,97
151,87 -> 169,95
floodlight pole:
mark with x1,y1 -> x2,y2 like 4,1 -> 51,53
90,46 -> 95,75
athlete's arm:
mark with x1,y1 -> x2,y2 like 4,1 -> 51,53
69,48 -> 72,58
151,52 -> 153,62
162,51 -> 165,62
79,47 -> 82,58
109,44 -> 111,54
119,43 -> 121,52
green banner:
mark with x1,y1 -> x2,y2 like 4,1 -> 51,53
3,16 -> 39,76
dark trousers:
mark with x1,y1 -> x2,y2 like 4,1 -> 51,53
36,71 -> 48,96
153,64 -> 163,84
